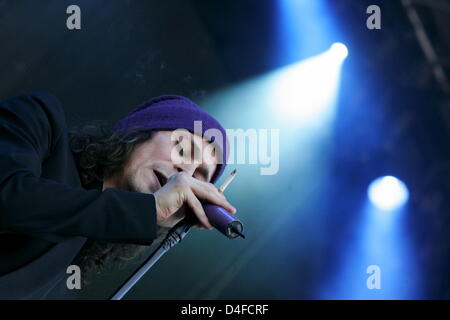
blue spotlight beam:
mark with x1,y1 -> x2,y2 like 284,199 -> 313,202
321,177 -> 420,299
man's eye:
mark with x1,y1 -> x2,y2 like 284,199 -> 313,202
175,140 -> 184,156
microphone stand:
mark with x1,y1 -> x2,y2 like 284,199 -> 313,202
109,217 -> 195,300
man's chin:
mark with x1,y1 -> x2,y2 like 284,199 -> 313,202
147,184 -> 161,194
122,177 -> 155,194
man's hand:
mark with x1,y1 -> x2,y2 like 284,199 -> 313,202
153,172 -> 236,229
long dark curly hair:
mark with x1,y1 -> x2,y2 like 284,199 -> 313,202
68,122 -> 169,286
69,121 -> 156,188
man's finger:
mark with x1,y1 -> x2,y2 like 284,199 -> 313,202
185,189 -> 213,229
188,178 -> 236,214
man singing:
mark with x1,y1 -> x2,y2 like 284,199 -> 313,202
0,92 -> 235,299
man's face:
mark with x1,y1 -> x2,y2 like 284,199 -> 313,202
107,130 -> 218,194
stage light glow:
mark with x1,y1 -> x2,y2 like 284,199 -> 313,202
271,43 -> 348,126
368,176 -> 409,211
330,42 -> 348,61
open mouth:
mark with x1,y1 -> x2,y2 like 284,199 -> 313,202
154,170 -> 168,188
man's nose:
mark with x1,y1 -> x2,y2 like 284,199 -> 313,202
173,162 -> 198,176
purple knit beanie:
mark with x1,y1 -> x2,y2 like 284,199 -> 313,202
113,95 -> 228,183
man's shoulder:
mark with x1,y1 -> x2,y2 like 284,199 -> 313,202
1,91 -> 68,128
5,91 -> 64,115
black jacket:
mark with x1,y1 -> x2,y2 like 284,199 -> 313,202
0,92 -> 157,299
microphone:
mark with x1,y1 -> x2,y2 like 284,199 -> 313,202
203,203 -> 245,239
203,169 -> 245,239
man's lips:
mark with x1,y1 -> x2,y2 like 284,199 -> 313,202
153,170 -> 168,189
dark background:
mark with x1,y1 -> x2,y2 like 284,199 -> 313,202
0,0 -> 449,299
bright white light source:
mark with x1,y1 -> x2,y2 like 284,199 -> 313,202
330,42 -> 349,61
271,42 -> 348,126
368,176 -> 409,211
